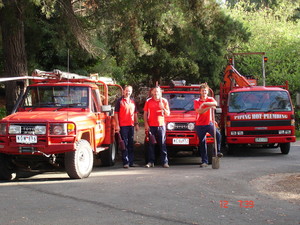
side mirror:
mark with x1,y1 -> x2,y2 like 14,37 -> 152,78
101,105 -> 112,112
216,107 -> 222,114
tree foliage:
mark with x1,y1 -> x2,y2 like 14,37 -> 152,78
2,0 -> 299,115
91,0 -> 249,90
224,0 -> 300,98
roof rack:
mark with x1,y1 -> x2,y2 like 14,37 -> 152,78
32,69 -> 115,84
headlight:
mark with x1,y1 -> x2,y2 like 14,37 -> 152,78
167,122 -> 175,130
50,123 -> 75,135
231,131 -> 243,135
187,123 -> 195,131
0,123 -> 6,135
34,125 -> 46,135
9,125 -> 21,134
279,130 -> 291,134
50,124 -> 67,135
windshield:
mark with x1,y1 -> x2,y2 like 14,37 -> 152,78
163,93 -> 199,111
20,86 -> 89,108
228,91 -> 292,113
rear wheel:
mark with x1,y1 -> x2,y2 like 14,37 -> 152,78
280,143 -> 290,154
0,153 -> 16,180
100,141 -> 116,166
65,140 -> 94,179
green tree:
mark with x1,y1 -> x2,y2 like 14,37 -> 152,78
225,0 -> 300,129
93,0 -> 249,90
0,0 -> 102,113
224,0 -> 300,95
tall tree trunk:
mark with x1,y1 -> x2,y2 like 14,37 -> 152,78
0,0 -> 28,114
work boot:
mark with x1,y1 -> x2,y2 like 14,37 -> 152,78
145,163 -> 154,168
200,163 -> 208,168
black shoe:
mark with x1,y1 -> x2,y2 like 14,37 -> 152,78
129,163 -> 139,167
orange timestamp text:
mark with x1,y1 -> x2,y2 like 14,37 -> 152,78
220,200 -> 255,208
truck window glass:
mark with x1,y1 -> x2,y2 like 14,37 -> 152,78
91,89 -> 101,112
20,86 -> 89,108
163,93 -> 200,111
228,91 -> 292,112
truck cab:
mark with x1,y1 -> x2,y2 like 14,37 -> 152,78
0,70 -> 122,180
161,81 -> 215,162
220,58 -> 296,154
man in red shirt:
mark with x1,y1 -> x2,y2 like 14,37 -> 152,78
115,85 -> 139,168
194,83 -> 222,167
144,86 -> 170,168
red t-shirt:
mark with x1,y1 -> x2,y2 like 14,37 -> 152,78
144,97 -> 169,126
194,97 -> 215,125
115,97 -> 137,126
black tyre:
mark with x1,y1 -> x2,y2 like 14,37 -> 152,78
65,140 -> 94,179
280,143 -> 290,154
227,144 -> 237,155
100,141 -> 116,166
0,153 -> 16,180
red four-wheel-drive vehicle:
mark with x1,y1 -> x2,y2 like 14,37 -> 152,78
0,70 -> 122,180
219,56 -> 296,154
161,81 -> 216,163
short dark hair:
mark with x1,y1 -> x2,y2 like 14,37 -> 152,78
199,82 -> 209,90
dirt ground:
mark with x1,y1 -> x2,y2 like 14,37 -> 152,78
250,173 -> 300,204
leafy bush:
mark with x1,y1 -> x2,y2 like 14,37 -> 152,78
0,107 -> 6,119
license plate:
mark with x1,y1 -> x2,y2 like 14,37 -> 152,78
16,135 -> 37,144
173,138 -> 189,145
255,138 -> 268,143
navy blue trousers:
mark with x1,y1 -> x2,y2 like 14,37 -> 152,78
147,126 -> 168,164
195,123 -> 221,164
120,126 -> 134,166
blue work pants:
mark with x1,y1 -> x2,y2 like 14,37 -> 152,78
195,123 -> 221,164
120,126 -> 134,166
147,126 -> 168,165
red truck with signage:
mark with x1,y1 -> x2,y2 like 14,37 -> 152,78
161,81 -> 215,162
0,70 -> 122,180
219,61 -> 296,154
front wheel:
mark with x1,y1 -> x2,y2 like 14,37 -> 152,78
0,153 -> 16,180
100,141 -> 116,166
65,140 -> 94,179
280,143 -> 290,154
227,144 -> 237,155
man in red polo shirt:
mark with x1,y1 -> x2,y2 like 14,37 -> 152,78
115,85 -> 139,168
144,86 -> 170,168
194,83 -> 222,168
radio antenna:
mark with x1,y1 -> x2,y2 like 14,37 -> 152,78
67,49 -> 70,72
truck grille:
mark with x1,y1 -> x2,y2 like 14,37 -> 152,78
172,123 -> 192,131
13,124 -> 45,134
243,130 -> 279,135
231,120 -> 291,127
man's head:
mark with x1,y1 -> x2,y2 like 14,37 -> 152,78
123,85 -> 133,98
199,83 -> 209,99
151,86 -> 162,100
